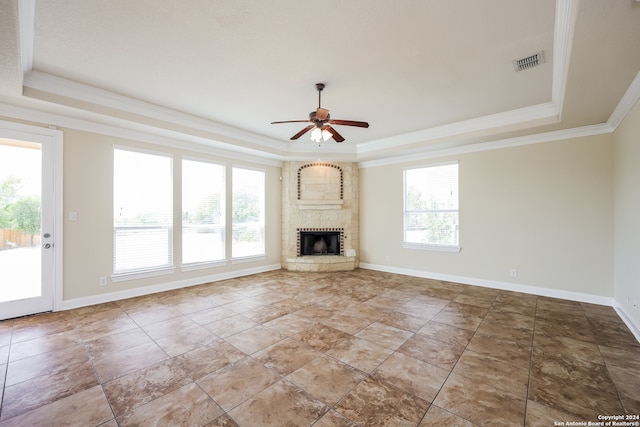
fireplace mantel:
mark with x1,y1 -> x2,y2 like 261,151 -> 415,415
297,199 -> 344,210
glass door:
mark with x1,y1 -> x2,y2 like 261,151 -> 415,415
0,133 -> 57,320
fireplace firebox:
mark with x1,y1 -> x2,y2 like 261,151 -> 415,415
297,228 -> 344,256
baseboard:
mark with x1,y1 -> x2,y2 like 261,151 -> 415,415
61,263 -> 282,311
613,304 -> 640,344
359,263 -> 615,306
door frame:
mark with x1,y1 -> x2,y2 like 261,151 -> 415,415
0,119 -> 63,315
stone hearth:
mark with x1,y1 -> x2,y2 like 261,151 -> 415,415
281,161 -> 359,271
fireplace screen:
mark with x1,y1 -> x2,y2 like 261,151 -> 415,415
297,228 -> 344,256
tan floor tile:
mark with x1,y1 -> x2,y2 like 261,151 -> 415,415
252,337 -> 321,375
2,269 -> 639,426
155,324 -> 219,357
0,385 -> 112,427
228,380 -> 327,427
528,368 -> 624,420
5,343 -> 89,386
1,360 -> 98,420
313,409 -> 358,427
326,336 -> 393,373
141,315 -> 199,340
197,357 -> 279,411
419,405 -> 475,427
377,310 -> 433,332
92,341 -> 168,382
355,322 -> 413,351
466,333 -> 531,365
203,314 -> 258,338
263,313 -> 316,336
103,358 -> 192,416
417,321 -> 474,348
7,329 -> 82,362
75,315 -> 140,342
287,354 -> 366,405
175,340 -> 246,380
335,377 -> 429,427
372,351 -> 449,402
293,324 -> 351,352
398,333 -> 464,370
434,372 -> 526,426
224,325 -> 285,355
320,312 -> 373,335
453,350 -> 529,398
117,382 -> 223,426
186,306 -> 236,325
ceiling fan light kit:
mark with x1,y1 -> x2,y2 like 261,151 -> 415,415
271,83 -> 369,143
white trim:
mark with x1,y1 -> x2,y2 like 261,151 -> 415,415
357,102 -> 558,155
17,0 -> 35,74
552,0 -> 578,115
231,255 -> 267,265
23,71 -> 288,153
402,243 -> 461,253
111,267 -> 177,283
359,123 -> 613,168
62,264 -> 281,311
608,70 -> 640,129
0,120 -> 64,314
0,102 -> 284,167
181,260 -> 227,272
613,304 -> 640,344
359,263 -> 615,306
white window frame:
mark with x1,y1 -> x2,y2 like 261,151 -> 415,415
231,166 -> 266,262
181,157 -> 227,270
112,146 -> 175,281
403,161 -> 460,253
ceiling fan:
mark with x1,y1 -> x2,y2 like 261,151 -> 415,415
271,83 -> 369,143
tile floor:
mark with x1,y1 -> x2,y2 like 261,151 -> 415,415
0,269 -> 639,426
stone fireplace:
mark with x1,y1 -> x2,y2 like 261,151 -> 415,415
281,161 -> 359,271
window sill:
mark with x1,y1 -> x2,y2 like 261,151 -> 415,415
112,266 -> 176,282
181,260 -> 227,272
402,242 -> 461,253
231,254 -> 266,264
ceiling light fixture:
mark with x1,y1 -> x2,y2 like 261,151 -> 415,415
310,127 -> 332,143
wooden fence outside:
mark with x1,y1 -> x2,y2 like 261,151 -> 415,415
0,229 -> 41,250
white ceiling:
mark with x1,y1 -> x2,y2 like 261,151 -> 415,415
1,0 -> 640,164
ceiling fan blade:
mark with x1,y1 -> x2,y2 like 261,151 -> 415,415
329,119 -> 369,128
271,120 -> 311,124
324,125 -> 345,143
290,125 -> 314,140
316,108 -> 330,120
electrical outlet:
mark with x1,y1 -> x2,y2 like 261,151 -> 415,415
510,269 -> 518,278
99,276 -> 107,286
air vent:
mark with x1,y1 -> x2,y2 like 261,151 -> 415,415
513,51 -> 545,72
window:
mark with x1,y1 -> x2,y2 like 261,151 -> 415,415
232,167 -> 265,259
404,162 -> 459,250
182,159 -> 225,265
113,148 -> 173,277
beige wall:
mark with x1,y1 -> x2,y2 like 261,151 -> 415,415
62,128 -> 281,301
360,133 -> 614,297
614,99 -> 640,328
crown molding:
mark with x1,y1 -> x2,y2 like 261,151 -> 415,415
552,0 -> 578,115
358,123 -> 613,168
356,102 -> 559,155
0,100 -> 284,167
608,70 -> 640,130
23,71 -> 289,152
17,0 -> 35,75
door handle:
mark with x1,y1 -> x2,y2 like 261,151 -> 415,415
43,243 -> 52,249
